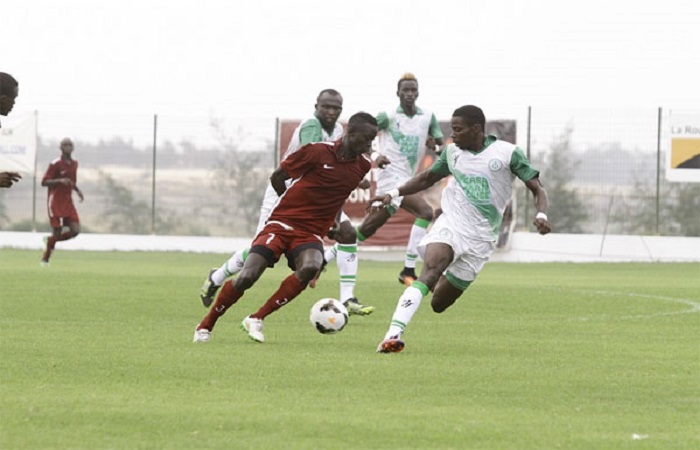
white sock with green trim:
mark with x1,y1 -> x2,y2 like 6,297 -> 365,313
211,247 -> 247,286
405,218 -> 430,269
385,284 -> 427,339
336,243 -> 358,302
323,244 -> 338,265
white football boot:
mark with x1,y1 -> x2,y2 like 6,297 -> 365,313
241,316 -> 265,343
193,327 -> 211,343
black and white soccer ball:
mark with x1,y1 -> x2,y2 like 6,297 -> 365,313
309,298 -> 348,334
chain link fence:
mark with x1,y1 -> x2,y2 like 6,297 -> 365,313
1,108 -> 698,237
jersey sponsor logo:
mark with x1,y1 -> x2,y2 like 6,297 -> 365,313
455,174 -> 491,206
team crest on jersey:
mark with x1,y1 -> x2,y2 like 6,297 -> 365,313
439,228 -> 453,240
488,159 -> 504,171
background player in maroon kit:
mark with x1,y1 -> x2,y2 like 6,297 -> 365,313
193,112 -> 379,343
40,138 -> 84,265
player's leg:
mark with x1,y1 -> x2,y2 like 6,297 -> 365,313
41,215 -> 64,265
397,194 -> 434,285
214,248 -> 248,284
431,238 -> 492,313
430,275 -> 469,313
322,244 -> 337,265
333,216 -> 374,315
195,224 -> 284,342
200,184 -> 276,306
62,214 -> 80,240
194,252 -> 269,342
377,242 -> 453,353
243,241 -> 324,343
200,247 -> 249,307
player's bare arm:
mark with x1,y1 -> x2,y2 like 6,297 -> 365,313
74,185 -> 84,202
369,169 -> 444,210
42,177 -> 72,187
525,177 -> 551,235
270,167 -> 291,196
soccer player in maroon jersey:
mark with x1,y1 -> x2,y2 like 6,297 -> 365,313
193,112 -> 379,343
40,138 -> 84,265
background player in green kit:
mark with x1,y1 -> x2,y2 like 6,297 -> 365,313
322,73 -> 444,285
372,105 -> 551,353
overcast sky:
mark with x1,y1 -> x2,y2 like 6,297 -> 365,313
3,0 -> 699,146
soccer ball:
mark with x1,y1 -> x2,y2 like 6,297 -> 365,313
309,298 -> 348,334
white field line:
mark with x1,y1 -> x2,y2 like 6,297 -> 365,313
575,290 -> 700,321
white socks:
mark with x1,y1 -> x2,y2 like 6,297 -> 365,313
336,243 -> 358,302
385,285 -> 424,339
405,220 -> 429,269
211,247 -> 247,286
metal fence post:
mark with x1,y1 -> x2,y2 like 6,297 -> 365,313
526,106 -> 532,227
151,114 -> 157,235
655,107 -> 662,235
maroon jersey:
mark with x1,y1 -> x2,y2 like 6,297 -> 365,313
270,139 -> 371,236
42,157 -> 79,218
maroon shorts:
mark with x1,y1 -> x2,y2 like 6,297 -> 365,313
250,221 -> 324,270
49,205 -> 79,229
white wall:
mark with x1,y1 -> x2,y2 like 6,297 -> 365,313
2,231 -> 699,263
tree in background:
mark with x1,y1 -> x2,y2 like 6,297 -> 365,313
514,125 -> 589,233
97,171 -> 182,234
537,125 -> 589,233
614,177 -> 700,236
667,182 -> 700,236
209,116 -> 269,236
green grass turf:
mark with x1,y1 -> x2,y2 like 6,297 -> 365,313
1,249 -> 698,449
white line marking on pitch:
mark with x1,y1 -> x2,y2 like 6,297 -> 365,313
576,290 -> 700,321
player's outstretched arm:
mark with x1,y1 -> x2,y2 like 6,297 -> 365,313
0,171 -> 21,188
395,169 -> 444,198
369,169 -> 444,208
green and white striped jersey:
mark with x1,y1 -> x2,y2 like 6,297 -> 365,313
375,106 -> 443,177
283,115 -> 343,162
431,135 -> 539,241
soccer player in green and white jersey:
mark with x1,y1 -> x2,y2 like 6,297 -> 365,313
322,73 -> 445,285
372,105 -> 552,353
0,72 -> 22,189
199,89 -> 375,316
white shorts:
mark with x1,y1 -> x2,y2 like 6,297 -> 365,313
375,167 -> 411,211
256,183 -> 283,235
417,214 -> 495,284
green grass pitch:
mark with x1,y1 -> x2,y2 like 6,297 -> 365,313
1,249 -> 698,449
